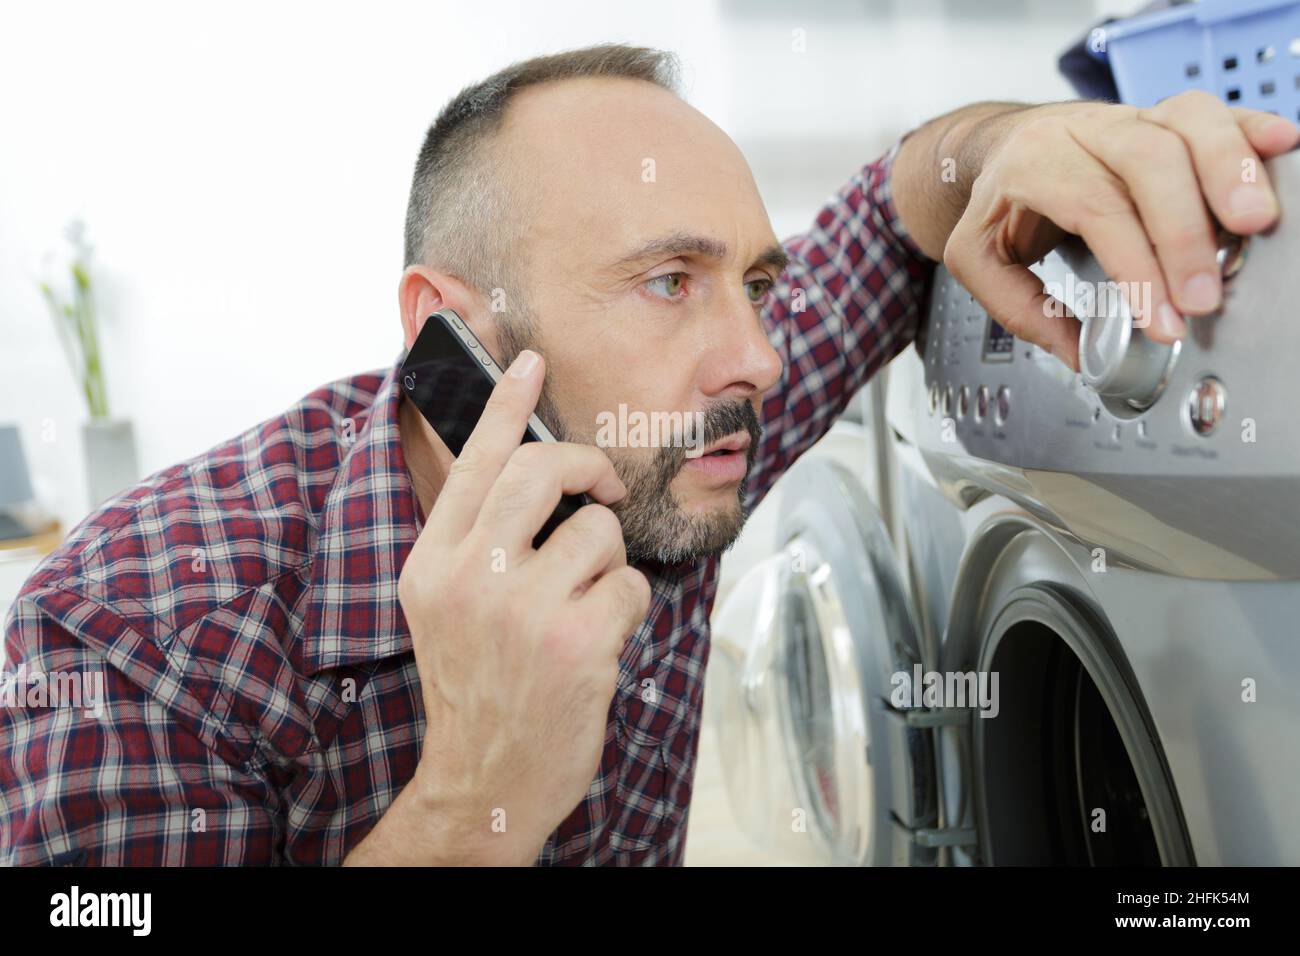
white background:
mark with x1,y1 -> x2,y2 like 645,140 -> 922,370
1,0 -> 1107,527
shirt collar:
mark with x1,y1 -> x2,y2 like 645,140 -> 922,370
301,360 -> 421,676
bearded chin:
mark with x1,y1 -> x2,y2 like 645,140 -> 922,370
602,443 -> 753,565
620,492 -> 751,565
535,410 -> 751,564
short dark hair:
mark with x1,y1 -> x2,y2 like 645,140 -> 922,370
402,43 -> 682,306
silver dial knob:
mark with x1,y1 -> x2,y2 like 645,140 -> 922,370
1078,307 -> 1179,411
1077,230 -> 1244,413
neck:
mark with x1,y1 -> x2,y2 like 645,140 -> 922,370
398,397 -> 455,523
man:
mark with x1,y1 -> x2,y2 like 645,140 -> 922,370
2,44 -> 1294,866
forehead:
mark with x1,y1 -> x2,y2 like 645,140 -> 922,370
497,77 -> 775,268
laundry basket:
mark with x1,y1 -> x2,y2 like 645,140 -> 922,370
1100,0 -> 1300,117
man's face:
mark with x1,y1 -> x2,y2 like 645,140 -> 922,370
487,77 -> 786,564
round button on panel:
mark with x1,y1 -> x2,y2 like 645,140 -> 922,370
975,385 -> 989,423
928,383 -> 939,415
995,385 -> 1011,425
1186,376 -> 1226,437
1217,231 -> 1248,281
942,385 -> 953,418
957,386 -> 970,419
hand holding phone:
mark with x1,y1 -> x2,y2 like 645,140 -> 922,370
400,308 -> 593,548
378,336 -> 649,865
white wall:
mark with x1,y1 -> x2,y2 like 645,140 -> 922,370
0,0 -> 1115,530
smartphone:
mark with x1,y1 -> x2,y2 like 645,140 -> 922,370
399,308 -> 590,548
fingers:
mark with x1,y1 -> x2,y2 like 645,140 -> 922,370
948,147 -> 1173,352
1042,177 -> 1180,343
577,564 -> 652,657
1232,106 -> 1300,158
1077,117 -> 1219,324
531,503 -> 628,598
473,441 -> 627,555
947,255 -> 1081,370
949,93 -> 1299,370
426,349 -> 545,543
1141,92 -> 1288,237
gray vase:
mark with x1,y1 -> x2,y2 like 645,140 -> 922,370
82,418 -> 140,508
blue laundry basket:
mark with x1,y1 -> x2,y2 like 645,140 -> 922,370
1100,0 -> 1300,118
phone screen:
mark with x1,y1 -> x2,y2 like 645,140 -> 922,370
399,310 -> 590,547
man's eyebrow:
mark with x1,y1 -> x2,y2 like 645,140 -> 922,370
609,231 -> 790,275
755,244 -> 791,275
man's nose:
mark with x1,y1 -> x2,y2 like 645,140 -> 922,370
699,296 -> 784,401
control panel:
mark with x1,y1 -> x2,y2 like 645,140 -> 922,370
887,150 -> 1300,579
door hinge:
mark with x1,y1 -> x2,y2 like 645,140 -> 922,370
890,814 -> 979,848
911,825 -> 979,848
881,701 -> 973,728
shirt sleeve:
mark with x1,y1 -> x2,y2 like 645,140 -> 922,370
745,139 -> 935,511
0,593 -> 282,866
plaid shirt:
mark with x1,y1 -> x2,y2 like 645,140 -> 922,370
1,145 -> 931,866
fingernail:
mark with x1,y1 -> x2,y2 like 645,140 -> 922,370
1181,271 -> 1221,313
1156,302 -> 1186,339
507,349 -> 539,379
1229,183 -> 1276,223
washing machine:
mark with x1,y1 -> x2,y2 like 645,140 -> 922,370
709,150 -> 1300,867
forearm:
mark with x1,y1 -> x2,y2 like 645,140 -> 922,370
892,101 -> 1034,261
342,769 -> 537,866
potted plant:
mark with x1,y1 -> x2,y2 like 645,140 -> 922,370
39,220 -> 138,508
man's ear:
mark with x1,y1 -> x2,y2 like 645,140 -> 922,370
397,266 -> 484,350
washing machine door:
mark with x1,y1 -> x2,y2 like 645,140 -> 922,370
711,455 -> 938,865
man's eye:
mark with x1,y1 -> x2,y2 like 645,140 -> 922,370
746,278 -> 774,304
645,273 -> 686,299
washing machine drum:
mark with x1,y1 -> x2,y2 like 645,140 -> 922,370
710,455 -> 932,865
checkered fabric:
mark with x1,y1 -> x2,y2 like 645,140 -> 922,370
1,145 -> 932,866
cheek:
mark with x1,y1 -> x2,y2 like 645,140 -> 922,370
541,356 -> 609,435
543,320 -> 702,442
602,443 -> 682,494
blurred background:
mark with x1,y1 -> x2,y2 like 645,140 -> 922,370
0,0 -> 1127,863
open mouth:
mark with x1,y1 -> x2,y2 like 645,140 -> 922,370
683,432 -> 751,484
685,432 -> 751,460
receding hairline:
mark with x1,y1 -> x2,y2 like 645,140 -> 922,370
403,44 -> 684,279
484,71 -> 702,208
